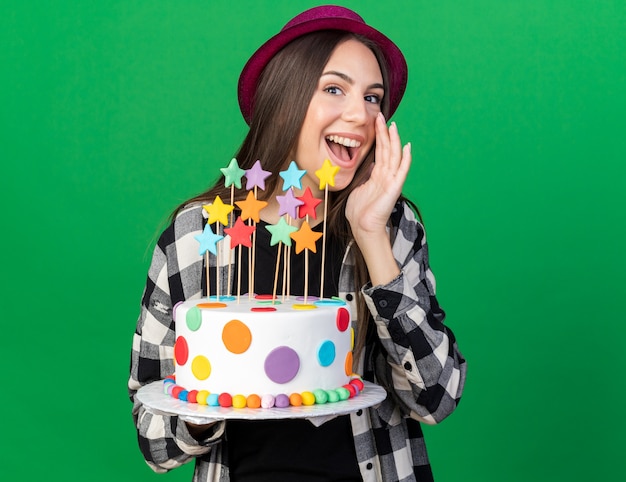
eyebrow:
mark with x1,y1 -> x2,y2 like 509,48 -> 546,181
321,70 -> 384,91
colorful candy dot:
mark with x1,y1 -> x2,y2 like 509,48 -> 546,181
336,307 -> 350,332
313,389 -> 328,404
191,355 -> 212,380
172,386 -> 184,399
207,393 -> 220,406
275,394 -> 290,408
209,295 -> 236,302
232,394 -> 247,408
178,390 -> 189,401
247,394 -> 261,409
264,346 -> 300,384
251,307 -> 277,312
222,319 -> 252,354
344,351 -> 353,376
317,340 -> 336,367
218,393 -> 233,407
343,384 -> 357,398
289,393 -> 303,406
315,299 -> 345,306
196,302 -> 228,309
186,307 -> 202,331
196,390 -> 210,405
187,390 -> 198,404
297,295 -> 319,301
350,378 -> 365,391
261,394 -> 275,408
301,391 -> 316,406
174,336 -> 189,366
336,387 -> 350,400
326,390 -> 339,403
293,304 -> 317,310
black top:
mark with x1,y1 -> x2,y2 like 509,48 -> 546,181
226,221 -> 362,481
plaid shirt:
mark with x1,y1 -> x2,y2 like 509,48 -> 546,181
128,200 -> 466,481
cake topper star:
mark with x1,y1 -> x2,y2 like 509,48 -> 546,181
203,195 -> 234,226
276,188 -> 304,219
235,191 -> 268,223
279,160 -> 306,191
297,186 -> 322,219
224,217 -> 256,248
244,160 -> 272,191
290,221 -> 323,254
265,217 -> 298,247
314,159 -> 340,190
194,223 -> 224,256
220,158 -> 246,189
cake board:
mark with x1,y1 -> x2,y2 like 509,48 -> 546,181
137,380 -> 387,425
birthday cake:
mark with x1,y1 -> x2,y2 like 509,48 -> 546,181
163,158 -> 365,408
166,296 -> 364,408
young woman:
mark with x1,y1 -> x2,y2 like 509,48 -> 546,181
129,6 -> 466,481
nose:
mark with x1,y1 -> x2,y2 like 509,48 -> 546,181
342,95 -> 368,125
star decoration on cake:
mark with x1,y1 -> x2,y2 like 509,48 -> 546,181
235,191 -> 268,223
297,186 -> 322,219
290,221 -> 323,254
220,158 -> 246,189
276,188 -> 304,219
203,195 -> 234,226
194,223 -> 224,256
279,160 -> 306,191
244,160 -> 272,191
265,217 -> 298,247
224,217 -> 256,248
315,159 -> 340,190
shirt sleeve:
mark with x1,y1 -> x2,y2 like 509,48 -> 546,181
128,206 -> 225,472
361,201 -> 467,425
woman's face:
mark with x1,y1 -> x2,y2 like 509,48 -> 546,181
293,38 -> 384,192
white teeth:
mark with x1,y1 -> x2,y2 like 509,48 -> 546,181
326,135 -> 361,148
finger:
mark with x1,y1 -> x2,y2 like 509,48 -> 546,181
375,112 -> 390,168
388,121 -> 402,171
397,142 -> 412,182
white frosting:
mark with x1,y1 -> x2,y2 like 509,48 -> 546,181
174,298 -> 353,398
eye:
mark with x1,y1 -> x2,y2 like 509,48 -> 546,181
324,85 -> 343,96
364,94 -> 381,105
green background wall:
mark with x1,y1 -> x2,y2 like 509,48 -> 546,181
2,1 -> 624,480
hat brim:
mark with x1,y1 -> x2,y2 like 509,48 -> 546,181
238,16 -> 408,124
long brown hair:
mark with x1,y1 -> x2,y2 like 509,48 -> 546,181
174,30 -> 395,367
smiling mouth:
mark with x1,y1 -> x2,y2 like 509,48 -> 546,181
326,135 -> 361,163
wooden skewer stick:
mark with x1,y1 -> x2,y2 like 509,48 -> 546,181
251,186 -> 258,298
205,251 -> 210,299
227,184 -> 234,297
320,186 -> 329,299
304,214 -> 310,304
237,244 -> 242,303
216,225 -> 221,301
272,242 -> 283,304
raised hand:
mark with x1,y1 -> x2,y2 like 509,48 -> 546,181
346,112 -> 412,241
345,112 -> 411,285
